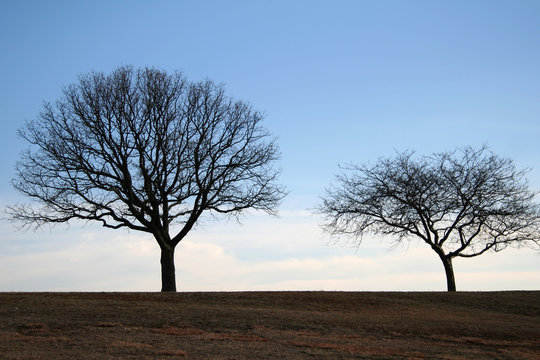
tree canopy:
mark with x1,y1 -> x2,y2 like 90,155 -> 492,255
8,66 -> 286,291
318,146 -> 540,291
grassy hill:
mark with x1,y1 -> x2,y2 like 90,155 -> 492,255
0,291 -> 539,359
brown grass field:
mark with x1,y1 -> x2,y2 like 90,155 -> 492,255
0,291 -> 539,359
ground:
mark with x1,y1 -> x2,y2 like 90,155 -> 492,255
0,291 -> 539,359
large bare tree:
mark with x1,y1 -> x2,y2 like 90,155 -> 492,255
318,146 -> 540,291
8,66 -> 286,292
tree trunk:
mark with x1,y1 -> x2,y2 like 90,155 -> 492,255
160,247 -> 177,292
440,256 -> 456,292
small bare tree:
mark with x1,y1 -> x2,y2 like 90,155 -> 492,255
8,66 -> 286,292
318,146 -> 540,291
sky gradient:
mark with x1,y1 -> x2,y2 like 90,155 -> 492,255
1,0 -> 539,291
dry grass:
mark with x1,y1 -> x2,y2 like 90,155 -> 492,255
0,291 -> 538,359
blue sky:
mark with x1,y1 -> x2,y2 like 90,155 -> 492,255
1,0 -> 539,291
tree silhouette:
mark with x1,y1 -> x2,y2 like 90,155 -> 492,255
318,146 -> 540,291
8,66 -> 286,292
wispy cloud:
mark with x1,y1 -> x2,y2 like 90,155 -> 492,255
1,212 -> 538,291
